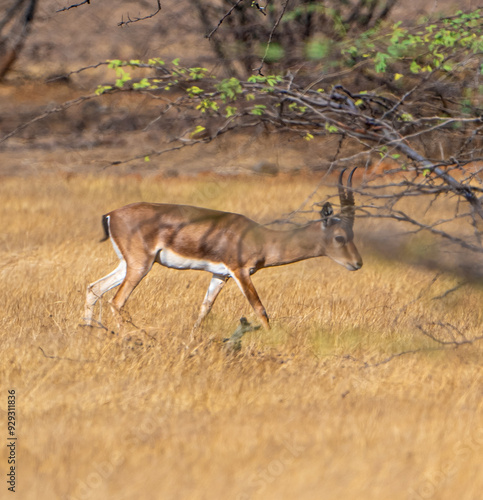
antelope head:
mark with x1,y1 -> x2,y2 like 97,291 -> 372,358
320,168 -> 363,271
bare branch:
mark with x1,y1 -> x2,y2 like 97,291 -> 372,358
56,0 -> 162,27
206,0 -> 245,40
366,347 -> 443,367
56,0 -> 90,14
0,0 -> 37,80
45,61 -> 110,83
432,282 -> 467,300
416,324 -> 483,346
109,118 -> 258,168
0,92 -> 98,144
38,346 -> 95,363
341,324 -> 483,368
254,0 -> 291,75
118,0 -> 162,27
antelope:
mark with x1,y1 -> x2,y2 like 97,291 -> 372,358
84,169 -> 362,330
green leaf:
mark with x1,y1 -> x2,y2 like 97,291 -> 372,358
114,67 -> 131,88
250,104 -> 267,116
247,75 -> 282,86
196,99 -> 219,113
266,75 -> 282,87
410,61 -> 422,74
107,59 -> 124,69
115,78 -> 129,88
186,85 -> 204,97
132,78 -> 151,90
225,106 -> 238,118
148,58 -> 165,66
216,78 -> 243,102
374,52 -> 390,73
190,125 -> 206,138
95,85 -> 113,95
188,67 -> 209,80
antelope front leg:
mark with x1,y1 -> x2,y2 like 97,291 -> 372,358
232,269 -> 270,329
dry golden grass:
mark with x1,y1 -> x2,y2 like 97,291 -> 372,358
0,173 -> 482,500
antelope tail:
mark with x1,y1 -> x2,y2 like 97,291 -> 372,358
99,214 -> 110,242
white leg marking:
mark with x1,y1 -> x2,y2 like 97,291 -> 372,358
109,229 -> 124,261
84,217 -> 127,323
84,259 -> 127,322
230,272 -> 248,299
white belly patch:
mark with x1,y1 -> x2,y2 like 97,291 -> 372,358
158,249 -> 230,275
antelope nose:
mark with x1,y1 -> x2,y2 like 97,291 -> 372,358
349,260 -> 363,271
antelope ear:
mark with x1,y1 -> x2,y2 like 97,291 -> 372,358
321,202 -> 333,227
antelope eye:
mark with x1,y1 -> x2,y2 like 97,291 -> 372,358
335,235 -> 346,245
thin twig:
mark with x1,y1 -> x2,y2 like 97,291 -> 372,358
206,0 -> 245,39
416,324 -> 483,346
108,118 -> 256,167
45,61 -> 109,83
56,0 -> 90,14
367,347 -> 444,367
0,92 -> 98,144
393,273 -> 442,326
432,282 -> 466,300
343,330 -> 483,368
118,0 -> 162,27
254,0 -> 291,76
38,346 -> 95,363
